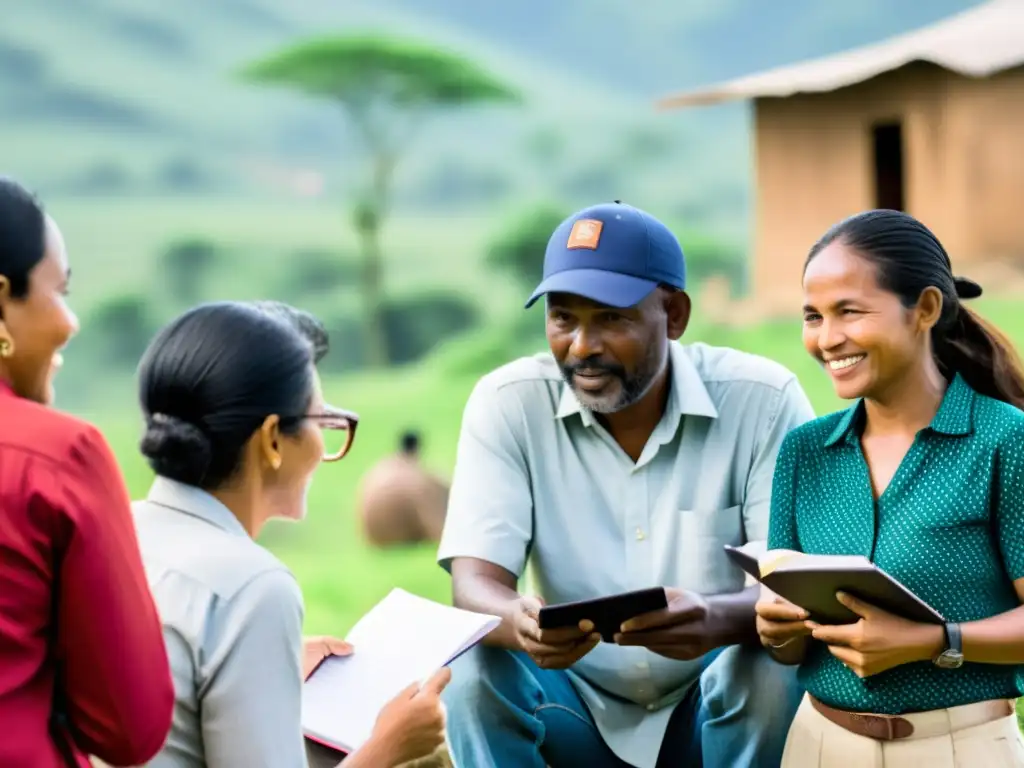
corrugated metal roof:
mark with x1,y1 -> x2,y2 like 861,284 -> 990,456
656,0 -> 1024,109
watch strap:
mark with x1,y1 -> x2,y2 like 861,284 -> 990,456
944,621 -> 963,654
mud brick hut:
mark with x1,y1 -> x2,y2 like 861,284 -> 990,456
658,0 -> 1024,311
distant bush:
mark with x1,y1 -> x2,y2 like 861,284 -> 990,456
158,237 -> 224,305
314,293 -> 483,373
432,312 -> 546,379
80,294 -> 157,369
486,203 -> 568,290
382,291 -> 482,365
318,314 -> 367,374
678,229 -> 747,296
283,249 -> 360,300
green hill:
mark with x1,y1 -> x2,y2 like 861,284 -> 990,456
0,0 -> 651,199
1,0 -> 982,209
1,0 -> 988,413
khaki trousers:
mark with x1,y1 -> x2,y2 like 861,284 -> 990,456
781,693 -> 1024,768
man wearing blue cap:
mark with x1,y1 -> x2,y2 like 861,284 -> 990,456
437,202 -> 815,767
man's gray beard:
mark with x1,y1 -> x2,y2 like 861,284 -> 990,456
569,373 -> 654,414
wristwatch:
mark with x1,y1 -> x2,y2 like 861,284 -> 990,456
933,622 -> 964,669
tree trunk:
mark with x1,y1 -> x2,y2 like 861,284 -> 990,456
355,206 -> 389,368
354,151 -> 396,368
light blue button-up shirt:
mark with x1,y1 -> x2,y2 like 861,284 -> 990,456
437,341 -> 815,767
133,477 -> 309,768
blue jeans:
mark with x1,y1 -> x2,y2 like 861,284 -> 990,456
443,644 -> 801,768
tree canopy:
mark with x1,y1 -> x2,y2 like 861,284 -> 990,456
241,34 -> 519,118
240,33 -> 521,367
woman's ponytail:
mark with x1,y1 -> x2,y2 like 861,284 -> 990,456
934,279 -> 1024,409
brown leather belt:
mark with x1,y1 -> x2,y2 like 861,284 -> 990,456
809,695 -> 1014,741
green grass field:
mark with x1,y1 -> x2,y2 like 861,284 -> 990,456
80,295 -> 1024,636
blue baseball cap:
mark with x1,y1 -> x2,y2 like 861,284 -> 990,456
524,201 -> 686,309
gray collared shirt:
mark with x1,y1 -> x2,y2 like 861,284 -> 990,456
437,341 -> 815,768
133,477 -> 307,768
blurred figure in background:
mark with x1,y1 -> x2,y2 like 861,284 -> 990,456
0,176 -> 175,767
357,429 -> 449,547
132,301 -> 450,768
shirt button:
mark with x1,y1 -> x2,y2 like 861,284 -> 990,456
646,703 -> 657,711
635,527 -> 646,541
636,661 -> 649,671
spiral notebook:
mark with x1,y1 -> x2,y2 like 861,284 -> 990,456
301,588 -> 500,754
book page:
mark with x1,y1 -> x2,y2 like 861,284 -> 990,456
301,589 -> 500,752
757,549 -> 804,576
766,552 -> 873,573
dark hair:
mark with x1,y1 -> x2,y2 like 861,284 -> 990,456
806,209 -> 1024,408
400,430 -> 420,454
0,176 -> 46,300
250,300 -> 330,363
138,301 -> 329,489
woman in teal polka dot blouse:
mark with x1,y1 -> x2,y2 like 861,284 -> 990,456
755,210 -> 1024,767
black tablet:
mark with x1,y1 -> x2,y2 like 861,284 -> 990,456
538,587 -> 668,642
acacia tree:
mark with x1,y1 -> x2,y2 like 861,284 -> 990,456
241,35 -> 519,367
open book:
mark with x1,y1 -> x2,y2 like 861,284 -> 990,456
301,588 -> 500,754
724,545 -> 945,625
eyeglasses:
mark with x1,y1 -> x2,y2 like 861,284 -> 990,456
303,406 -> 360,462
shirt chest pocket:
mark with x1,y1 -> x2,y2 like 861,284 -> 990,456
675,504 -> 745,593
678,504 -> 743,542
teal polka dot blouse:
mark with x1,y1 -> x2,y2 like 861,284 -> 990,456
767,373 -> 1024,714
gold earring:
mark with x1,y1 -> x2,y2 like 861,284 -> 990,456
0,338 -> 12,358
271,456 -> 281,470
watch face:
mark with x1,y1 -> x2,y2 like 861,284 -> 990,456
935,651 -> 964,669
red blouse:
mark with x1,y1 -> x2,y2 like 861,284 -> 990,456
0,381 -> 174,766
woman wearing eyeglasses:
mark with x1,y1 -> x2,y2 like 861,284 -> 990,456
132,301 -> 450,768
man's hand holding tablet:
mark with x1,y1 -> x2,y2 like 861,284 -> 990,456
512,595 -> 602,669
613,588 -> 717,661
533,588 -> 669,653
524,586 -> 742,666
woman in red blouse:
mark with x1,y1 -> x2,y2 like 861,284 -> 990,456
0,177 -> 174,766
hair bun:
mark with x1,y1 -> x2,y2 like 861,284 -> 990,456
953,276 -> 983,300
139,413 -> 213,487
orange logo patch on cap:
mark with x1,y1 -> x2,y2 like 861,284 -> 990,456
566,219 -> 603,250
